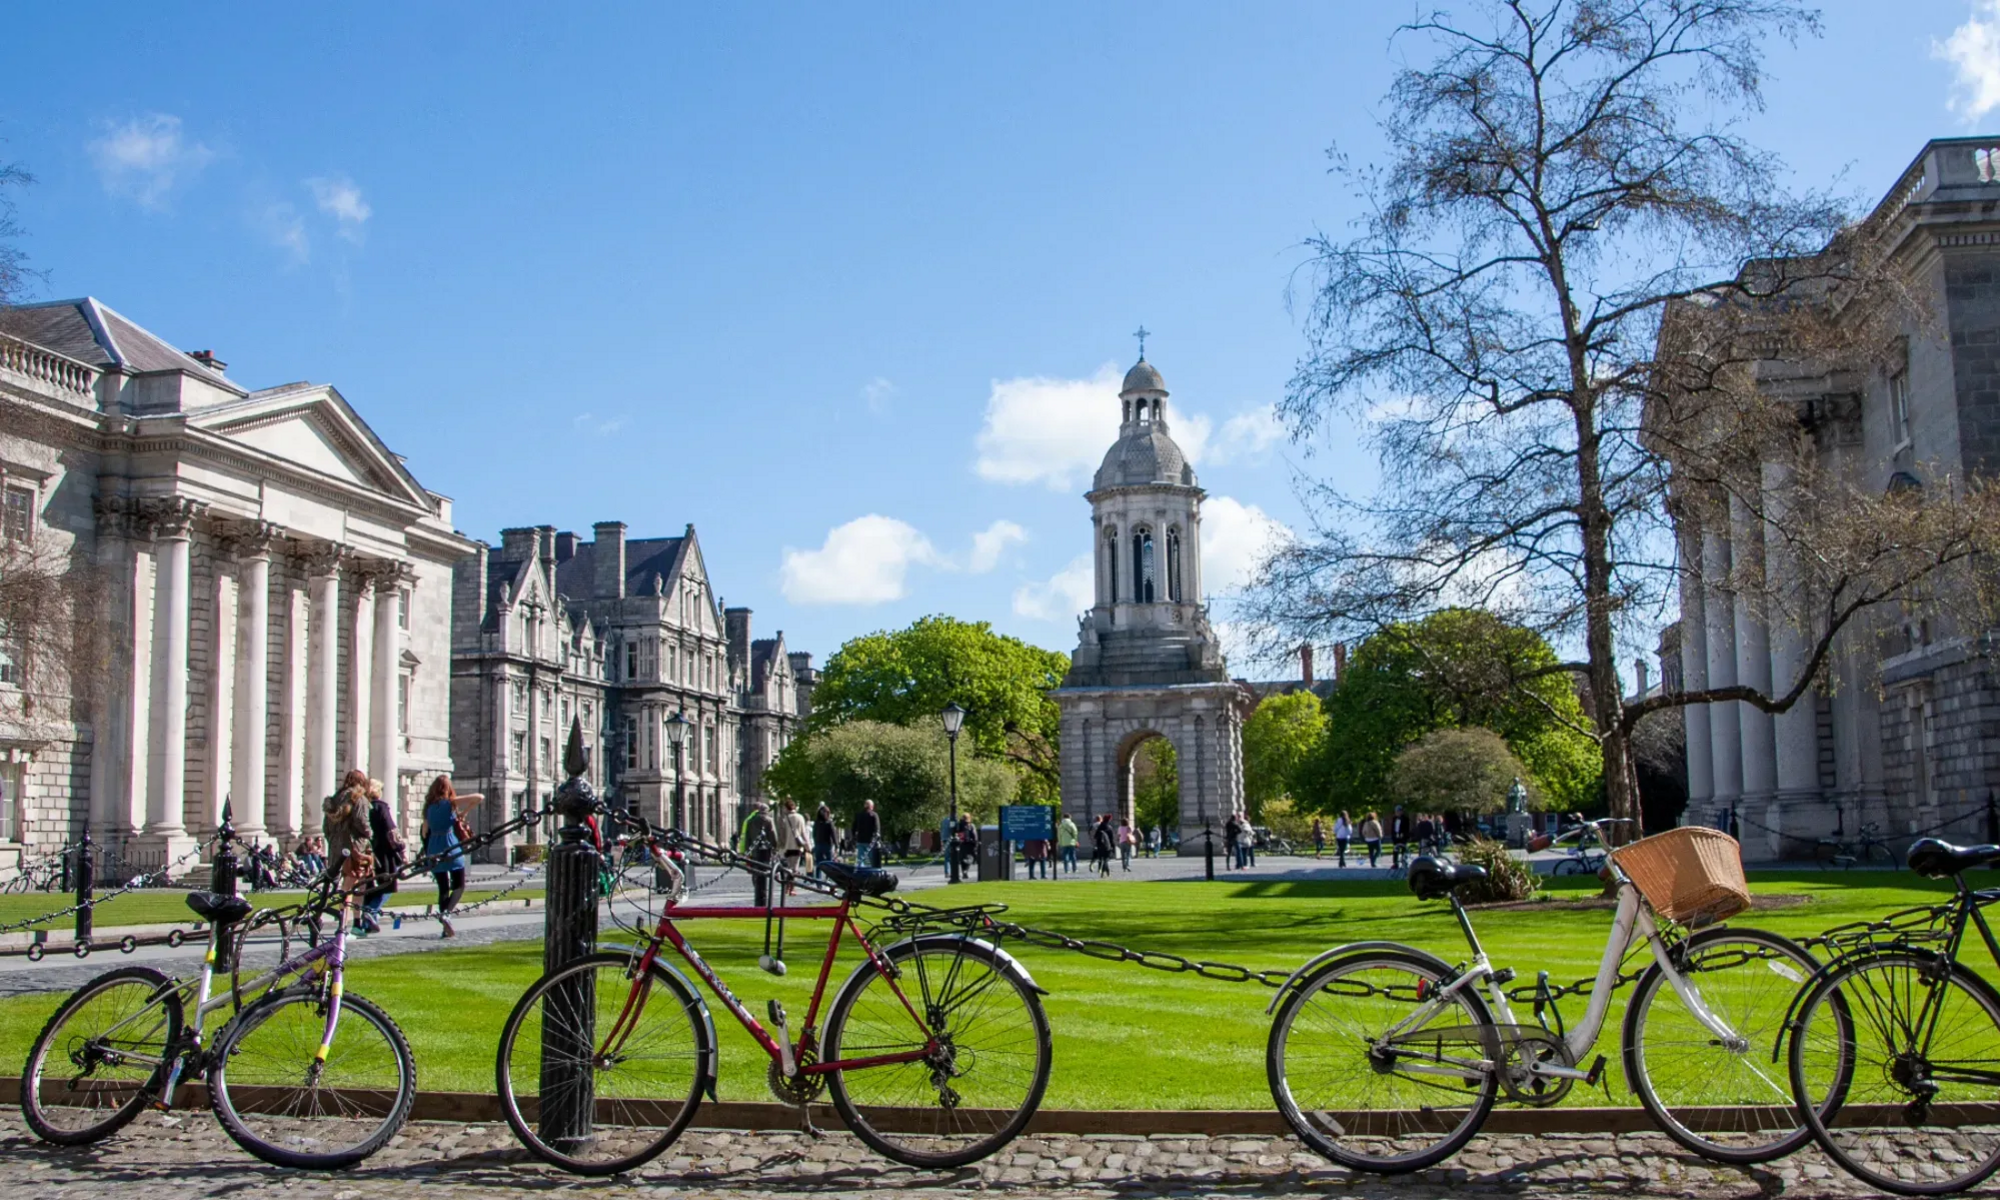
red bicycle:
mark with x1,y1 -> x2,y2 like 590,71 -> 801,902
494,813 -> 1053,1175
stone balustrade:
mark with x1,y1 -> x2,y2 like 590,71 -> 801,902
0,332 -> 98,399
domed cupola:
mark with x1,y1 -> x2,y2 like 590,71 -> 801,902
1093,356 -> 1198,490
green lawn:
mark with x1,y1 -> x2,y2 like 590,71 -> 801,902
0,885 -> 545,933
1,871 -> 1986,1109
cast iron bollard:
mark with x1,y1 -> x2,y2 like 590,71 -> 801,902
540,719 -> 599,1153
72,827 -> 94,944
212,800 -> 240,971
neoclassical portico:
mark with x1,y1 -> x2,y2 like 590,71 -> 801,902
0,297 -> 473,871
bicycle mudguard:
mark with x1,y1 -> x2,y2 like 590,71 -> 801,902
1264,941 -> 1458,1014
886,933 -> 1049,995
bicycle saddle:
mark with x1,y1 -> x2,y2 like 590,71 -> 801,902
819,861 -> 898,898
185,890 -> 254,925
1907,838 -> 2000,879
1407,856 -> 1486,901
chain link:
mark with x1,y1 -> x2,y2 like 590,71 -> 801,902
0,840 -> 212,936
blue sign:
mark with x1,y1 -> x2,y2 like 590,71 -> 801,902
999,805 -> 1053,843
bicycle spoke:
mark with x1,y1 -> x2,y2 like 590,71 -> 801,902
210,992 -> 412,1167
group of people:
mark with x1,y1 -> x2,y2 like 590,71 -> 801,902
1018,812 -> 1162,879
1306,807 -> 1452,868
735,796 -> 884,906
1221,811 -> 1260,869
320,769 -> 484,939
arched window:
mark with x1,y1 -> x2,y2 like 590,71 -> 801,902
1105,528 -> 1119,603
1167,527 -> 1183,602
1133,526 -> 1156,603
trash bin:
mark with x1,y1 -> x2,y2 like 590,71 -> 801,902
977,826 -> 1012,882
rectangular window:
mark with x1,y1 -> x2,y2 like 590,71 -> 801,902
540,737 -> 552,772
512,678 -> 526,706
397,589 -> 409,630
1,487 -> 30,544
397,673 -> 410,733
0,625 -> 15,687
624,717 -> 639,769
511,731 -> 526,772
705,724 -> 717,775
626,642 -> 638,680
1890,370 -> 1911,445
0,762 -> 19,842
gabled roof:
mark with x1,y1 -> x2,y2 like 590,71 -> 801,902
0,297 -> 241,390
554,535 -> 687,601
186,382 -> 435,510
750,634 -> 789,691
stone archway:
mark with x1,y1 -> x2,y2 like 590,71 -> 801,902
1112,728 -> 1174,829
1055,684 -> 1244,855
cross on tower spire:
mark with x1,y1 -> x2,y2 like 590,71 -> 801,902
1133,325 -> 1150,359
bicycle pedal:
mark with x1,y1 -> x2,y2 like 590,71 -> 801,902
1584,1054 -> 1607,1086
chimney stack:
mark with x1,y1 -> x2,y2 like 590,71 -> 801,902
1636,659 -> 1650,697
1332,642 -> 1348,683
554,531 -> 580,563
592,521 -> 627,599
185,349 -> 227,372
1301,643 -> 1315,687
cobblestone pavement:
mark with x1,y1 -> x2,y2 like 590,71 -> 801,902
0,1108 -> 1893,1199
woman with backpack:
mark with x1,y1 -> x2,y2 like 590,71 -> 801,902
1091,815 -> 1115,878
423,775 -> 483,939
358,778 -> 405,936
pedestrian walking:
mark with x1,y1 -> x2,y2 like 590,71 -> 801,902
743,799 -> 778,907
1311,817 -> 1326,859
1242,813 -> 1257,867
1023,835 -> 1049,879
1415,812 -> 1437,857
1334,811 -> 1353,867
422,775 -> 483,939
1057,811 -> 1079,874
1146,825 -> 1161,858
1361,811 -> 1384,868
1090,815 -> 1115,877
779,798 -> 811,897
811,803 -> 836,879
1223,813 -> 1241,870
1117,819 -> 1135,871
852,799 -> 881,868
1390,806 -> 1410,869
360,778 -> 404,935
322,770 -> 373,931
952,812 -> 976,881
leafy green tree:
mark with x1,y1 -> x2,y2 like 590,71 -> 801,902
1242,691 -> 1328,817
1388,727 -> 1533,815
1302,609 -> 1599,814
806,615 -> 1068,801
1131,737 -> 1179,833
764,720 -> 1016,845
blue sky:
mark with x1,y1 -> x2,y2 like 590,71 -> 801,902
5,2 -> 1996,668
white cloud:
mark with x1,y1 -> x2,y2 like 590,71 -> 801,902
1201,496 -> 1289,594
308,175 -> 372,242
1939,1 -> 2000,121
1205,405 -> 1285,465
1013,555 -> 1096,623
572,411 -> 625,436
781,515 -> 940,605
969,520 -> 1028,573
256,202 -> 310,264
89,115 -> 213,208
863,377 -> 896,415
974,365 -> 1124,489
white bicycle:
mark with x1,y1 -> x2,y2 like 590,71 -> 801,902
1266,830 -> 1821,1172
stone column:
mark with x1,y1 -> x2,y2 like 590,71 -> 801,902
275,559 -> 308,840
206,558 -> 237,837
307,545 -> 347,803
371,563 -> 405,822
1679,524 -> 1715,805
144,498 -> 202,856
1764,459 -> 1819,799
1701,520 -> 1744,802
93,498 -> 151,836
231,524 -> 278,840
347,567 -> 376,777
1731,492 -> 1777,801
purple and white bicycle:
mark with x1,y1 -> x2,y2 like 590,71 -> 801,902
19,860 -> 415,1169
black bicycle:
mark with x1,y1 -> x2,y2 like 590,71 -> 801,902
1786,837 -> 2000,1194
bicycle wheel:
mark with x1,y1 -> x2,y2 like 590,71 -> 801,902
1790,949 -> 2000,1194
1268,949 -> 1498,1173
1623,926 -> 1822,1164
496,951 -> 710,1176
824,936 -> 1052,1168
207,990 -> 415,1169
21,966 -> 182,1145
1867,842 -> 1901,870
1554,857 -> 1588,876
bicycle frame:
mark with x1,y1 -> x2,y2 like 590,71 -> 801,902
609,893 -> 939,1080
1378,870 -> 1745,1087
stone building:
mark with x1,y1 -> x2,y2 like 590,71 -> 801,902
451,522 -> 814,858
1054,356 -> 1246,850
0,298 -> 473,876
1673,137 -> 2000,859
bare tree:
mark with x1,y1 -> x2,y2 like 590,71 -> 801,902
1249,0 -> 2000,833
0,537 -> 101,743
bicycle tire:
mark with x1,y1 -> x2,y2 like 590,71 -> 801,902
1866,842 -> 1901,871
207,989 -> 416,1169
496,951 -> 710,1176
824,936 -> 1052,1168
1267,948 -> 1498,1173
1789,948 -> 2000,1195
21,965 -> 183,1146
1554,858 -> 1588,876
1623,926 -> 1822,1164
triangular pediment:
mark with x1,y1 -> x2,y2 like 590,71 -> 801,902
191,384 -> 432,509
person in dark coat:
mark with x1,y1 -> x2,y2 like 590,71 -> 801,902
812,804 -> 837,879
359,778 -> 405,935
852,800 -> 881,868
742,800 -> 778,907
1090,815 -> 1115,877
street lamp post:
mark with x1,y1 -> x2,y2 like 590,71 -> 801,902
665,710 -> 690,835
942,702 -> 966,884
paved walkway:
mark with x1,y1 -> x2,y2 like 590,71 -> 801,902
0,1108 -> 1882,1199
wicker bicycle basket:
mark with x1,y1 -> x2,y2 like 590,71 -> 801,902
1609,827 -> 1750,927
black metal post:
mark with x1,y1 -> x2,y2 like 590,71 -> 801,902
947,734 -> 961,884
1203,821 -> 1215,882
211,800 -> 240,971
674,743 -> 686,833
540,719 -> 600,1153
72,827 -> 94,945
